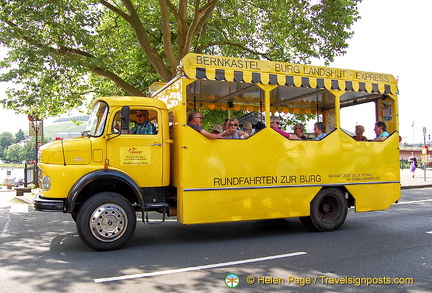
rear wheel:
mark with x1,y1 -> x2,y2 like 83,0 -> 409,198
299,188 -> 348,231
76,192 -> 136,251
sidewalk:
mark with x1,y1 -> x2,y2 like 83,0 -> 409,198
0,186 -> 34,205
400,168 -> 432,189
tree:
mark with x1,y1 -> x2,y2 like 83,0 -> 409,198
0,138 -> 36,163
201,109 -> 245,131
0,0 -> 361,117
4,143 -> 21,163
22,139 -> 36,162
15,129 -> 26,142
0,132 -> 15,159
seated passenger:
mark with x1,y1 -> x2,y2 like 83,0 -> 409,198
131,110 -> 157,134
373,121 -> 390,141
211,124 -> 223,134
293,123 -> 307,140
242,122 -> 253,136
222,118 -> 249,139
188,111 -> 223,139
352,125 -> 367,141
112,121 -> 121,133
222,119 -> 229,131
270,116 -> 299,140
255,121 -> 265,132
313,122 -> 327,140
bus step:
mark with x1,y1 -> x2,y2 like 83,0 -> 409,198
144,203 -> 169,225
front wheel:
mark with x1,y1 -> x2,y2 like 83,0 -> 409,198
299,188 -> 348,232
76,192 -> 136,251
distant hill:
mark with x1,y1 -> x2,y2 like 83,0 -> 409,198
43,116 -> 88,139
53,115 -> 89,123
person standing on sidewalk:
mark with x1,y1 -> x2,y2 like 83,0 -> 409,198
408,152 -> 417,178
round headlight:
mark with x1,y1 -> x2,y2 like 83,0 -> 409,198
42,176 -> 51,190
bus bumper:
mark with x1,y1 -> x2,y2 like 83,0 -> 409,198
34,195 -> 65,212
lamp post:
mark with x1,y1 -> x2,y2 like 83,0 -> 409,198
423,127 -> 427,181
28,113 -> 43,187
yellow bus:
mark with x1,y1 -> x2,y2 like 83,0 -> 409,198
35,53 -> 400,250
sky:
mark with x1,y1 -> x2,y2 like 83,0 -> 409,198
0,0 -> 431,143
326,0 -> 432,143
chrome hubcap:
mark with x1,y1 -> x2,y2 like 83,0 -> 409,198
90,203 -> 128,242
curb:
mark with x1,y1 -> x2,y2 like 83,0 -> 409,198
401,185 -> 432,190
14,196 -> 34,205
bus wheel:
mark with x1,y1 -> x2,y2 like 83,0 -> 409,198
71,212 -> 77,222
301,188 -> 348,232
76,192 -> 136,251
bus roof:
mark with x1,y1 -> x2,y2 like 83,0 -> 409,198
95,96 -> 167,110
180,53 -> 398,95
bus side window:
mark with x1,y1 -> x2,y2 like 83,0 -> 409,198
112,112 -> 122,133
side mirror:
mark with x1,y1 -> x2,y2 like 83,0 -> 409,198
121,106 -> 130,133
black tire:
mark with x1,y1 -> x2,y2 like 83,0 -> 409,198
71,212 -> 77,222
299,215 -> 315,230
300,188 -> 348,232
76,192 -> 136,251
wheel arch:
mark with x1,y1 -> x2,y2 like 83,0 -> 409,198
321,185 -> 354,207
65,169 -> 142,214
299,185 -> 351,232
304,185 -> 354,208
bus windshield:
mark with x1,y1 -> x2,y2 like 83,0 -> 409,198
84,101 -> 109,137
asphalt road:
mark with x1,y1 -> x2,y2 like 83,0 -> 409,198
0,189 -> 431,293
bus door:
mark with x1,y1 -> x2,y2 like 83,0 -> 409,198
107,107 -> 164,187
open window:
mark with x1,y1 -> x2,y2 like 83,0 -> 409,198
185,79 -> 266,136
340,93 -> 396,141
111,108 -> 159,135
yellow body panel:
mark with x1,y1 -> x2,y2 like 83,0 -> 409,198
171,127 -> 400,224
39,163 -> 104,198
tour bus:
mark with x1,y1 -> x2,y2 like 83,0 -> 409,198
35,53 -> 400,250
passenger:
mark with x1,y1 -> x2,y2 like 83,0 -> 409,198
222,119 -> 229,131
242,122 -> 253,136
222,118 -> 249,139
270,116 -> 299,140
112,121 -> 121,133
255,121 -> 266,132
293,123 -> 307,140
373,121 -> 390,141
187,111 -> 223,139
211,124 -> 223,134
313,122 -> 327,140
352,125 -> 367,141
131,110 -> 157,134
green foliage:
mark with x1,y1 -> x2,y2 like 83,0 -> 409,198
4,143 -> 21,163
276,113 -> 317,131
0,0 -> 102,117
201,109 -> 246,132
0,130 -> 38,162
0,132 -> 14,155
1,137 -> 36,163
15,129 -> 26,142
22,139 -> 36,162
0,0 -> 361,118
198,0 -> 361,64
